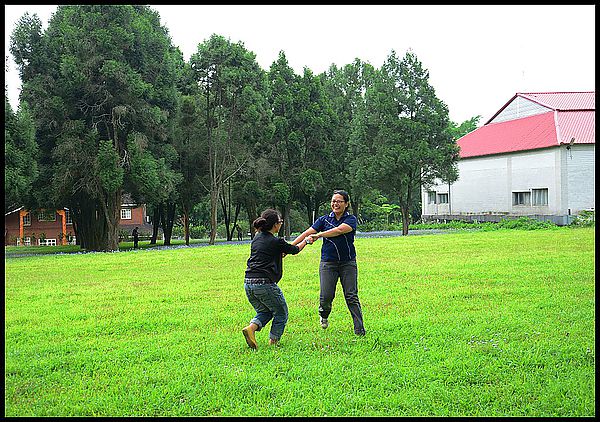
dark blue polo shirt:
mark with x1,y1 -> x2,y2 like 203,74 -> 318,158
311,211 -> 357,262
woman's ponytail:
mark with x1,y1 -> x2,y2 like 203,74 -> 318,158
252,209 -> 281,232
253,217 -> 267,231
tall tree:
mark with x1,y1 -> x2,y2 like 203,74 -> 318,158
9,12 -> 55,212
266,51 -> 308,237
291,68 -> 335,223
220,178 -> 243,241
237,179 -> 264,239
4,93 -> 39,213
448,115 -> 481,140
266,51 -> 295,237
10,5 -> 180,250
358,50 -> 459,235
323,59 -> 376,219
190,34 -> 274,245
173,95 -> 206,245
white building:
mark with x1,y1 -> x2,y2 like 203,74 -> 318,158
422,92 -> 595,225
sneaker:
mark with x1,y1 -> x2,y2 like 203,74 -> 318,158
320,316 -> 329,329
242,326 -> 258,350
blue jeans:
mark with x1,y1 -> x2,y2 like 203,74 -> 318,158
244,281 -> 289,341
319,260 -> 365,334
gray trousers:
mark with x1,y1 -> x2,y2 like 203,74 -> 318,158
319,260 -> 365,334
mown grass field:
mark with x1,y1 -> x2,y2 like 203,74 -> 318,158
4,227 -> 595,416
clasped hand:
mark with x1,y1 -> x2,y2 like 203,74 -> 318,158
306,233 -> 320,244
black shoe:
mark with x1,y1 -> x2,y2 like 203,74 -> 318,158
355,330 -> 366,336
320,316 -> 329,329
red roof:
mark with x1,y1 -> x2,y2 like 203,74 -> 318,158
556,110 -> 595,145
459,92 -> 595,158
518,92 -> 595,111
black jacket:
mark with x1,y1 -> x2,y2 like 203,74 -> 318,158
245,231 -> 300,283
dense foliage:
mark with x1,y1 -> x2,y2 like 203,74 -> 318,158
9,5 -> 181,250
7,5 -> 472,250
4,94 -> 38,213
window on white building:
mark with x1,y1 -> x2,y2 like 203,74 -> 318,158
121,208 -> 132,220
23,212 -> 31,226
437,193 -> 449,204
512,191 -> 530,206
427,191 -> 436,204
532,188 -> 548,206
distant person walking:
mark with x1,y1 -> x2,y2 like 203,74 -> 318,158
235,223 -> 243,241
132,227 -> 139,249
242,209 -> 311,349
293,189 -> 365,336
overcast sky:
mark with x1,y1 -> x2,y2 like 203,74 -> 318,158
4,4 -> 596,124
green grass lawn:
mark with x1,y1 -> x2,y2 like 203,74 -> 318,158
4,227 -> 595,416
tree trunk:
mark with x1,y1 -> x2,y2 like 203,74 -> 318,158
401,205 -> 410,235
71,218 -> 80,246
209,186 -> 219,245
220,188 -> 233,241
182,203 -> 190,246
304,197 -> 313,226
150,204 -> 162,244
160,201 -> 176,246
232,203 -> 241,240
245,204 -> 257,239
351,200 -> 360,219
72,196 -> 107,251
283,205 -> 291,239
104,189 -> 121,251
313,201 -> 320,224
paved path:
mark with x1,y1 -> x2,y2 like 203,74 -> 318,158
6,229 -> 462,257
140,229 -> 460,251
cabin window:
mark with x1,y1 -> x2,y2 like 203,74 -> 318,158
512,191 -> 530,206
427,191 -> 436,204
65,209 -> 73,224
121,208 -> 132,220
23,212 -> 31,226
532,188 -> 548,206
437,193 -> 449,204
38,210 -> 56,222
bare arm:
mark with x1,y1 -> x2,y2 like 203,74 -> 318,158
295,237 -> 309,251
292,227 -> 318,246
309,223 -> 353,241
282,236 -> 309,259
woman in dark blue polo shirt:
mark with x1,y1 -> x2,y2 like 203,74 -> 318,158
293,190 -> 365,336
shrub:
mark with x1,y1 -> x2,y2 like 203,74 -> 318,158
571,210 -> 595,227
172,225 -> 208,239
481,216 -> 557,231
399,217 -> 557,232
409,220 -> 481,230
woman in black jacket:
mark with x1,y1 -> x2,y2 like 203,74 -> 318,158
242,209 -> 310,349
